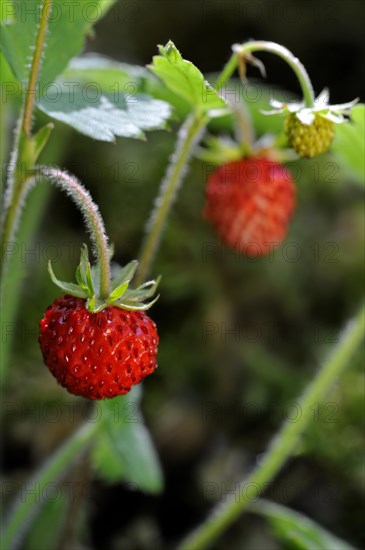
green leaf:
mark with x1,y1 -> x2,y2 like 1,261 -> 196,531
62,54 -> 191,119
107,280 -> 129,304
117,294 -> 160,311
148,41 -> 226,113
63,54 -> 151,89
93,389 -> 164,494
332,104 -> 365,184
111,260 -> 139,288
0,0 -> 117,90
75,245 -> 94,295
38,86 -> 172,142
123,276 -> 161,303
250,500 -> 355,550
48,261 -> 87,298
32,122 -> 54,160
86,295 -> 97,311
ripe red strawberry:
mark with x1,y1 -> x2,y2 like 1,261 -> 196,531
39,295 -> 159,400
204,157 -> 295,256
39,246 -> 160,400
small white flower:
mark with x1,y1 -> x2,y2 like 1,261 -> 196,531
262,89 -> 358,125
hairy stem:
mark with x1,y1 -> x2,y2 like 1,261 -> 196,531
217,40 -> 315,107
23,0 -> 53,136
1,0 -> 53,273
178,305 -> 365,550
39,167 -> 111,298
1,421 -> 98,550
135,113 -> 206,285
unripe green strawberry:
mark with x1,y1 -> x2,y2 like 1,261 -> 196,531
285,113 -> 335,158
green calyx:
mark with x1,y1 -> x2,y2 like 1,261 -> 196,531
48,244 -> 160,313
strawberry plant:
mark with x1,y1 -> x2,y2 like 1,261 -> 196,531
1,1 -> 364,549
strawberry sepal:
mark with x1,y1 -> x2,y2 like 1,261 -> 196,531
48,245 -> 160,313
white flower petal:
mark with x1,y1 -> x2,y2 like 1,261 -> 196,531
269,98 -> 285,108
315,88 -> 330,108
287,102 -> 303,113
260,108 -> 285,116
327,98 -> 359,111
320,112 -> 345,124
296,109 -> 315,125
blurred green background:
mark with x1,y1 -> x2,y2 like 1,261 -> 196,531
2,1 -> 364,549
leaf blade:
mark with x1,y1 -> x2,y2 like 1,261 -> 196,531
93,390 -> 164,494
38,87 -> 172,142
250,500 -> 355,550
148,41 -> 226,113
0,0 -> 118,89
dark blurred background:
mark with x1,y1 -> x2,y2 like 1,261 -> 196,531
3,1 -> 365,549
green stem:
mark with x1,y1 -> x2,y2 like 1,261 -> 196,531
135,113 -> 206,285
178,305 -> 365,550
1,421 -> 98,550
1,0 -> 53,269
0,124 -> 70,383
23,0 -> 53,136
216,40 -> 315,107
39,167 -> 111,299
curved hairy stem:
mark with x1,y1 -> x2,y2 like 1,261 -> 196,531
38,167 -> 111,298
217,40 -> 315,107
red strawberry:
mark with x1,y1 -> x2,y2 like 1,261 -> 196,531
39,295 -> 159,400
39,247 -> 160,400
204,157 -> 295,256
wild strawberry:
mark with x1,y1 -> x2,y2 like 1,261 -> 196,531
39,296 -> 158,400
204,157 -> 295,256
39,246 -> 160,400
285,113 -> 334,158
263,90 -> 358,158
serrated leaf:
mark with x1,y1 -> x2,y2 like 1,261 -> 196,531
63,54 -> 150,89
107,281 -> 129,304
48,262 -> 86,298
38,87 -> 172,142
93,389 -> 163,494
0,0 -> 117,90
148,41 -> 226,113
111,260 -> 139,289
250,500 -> 355,550
62,54 -> 191,119
332,104 -> 365,184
